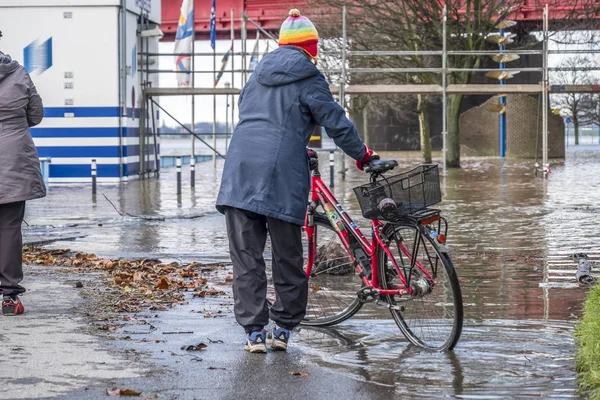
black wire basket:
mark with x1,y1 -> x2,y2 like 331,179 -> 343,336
353,165 -> 442,222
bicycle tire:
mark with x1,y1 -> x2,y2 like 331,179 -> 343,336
301,214 -> 363,327
378,223 -> 463,351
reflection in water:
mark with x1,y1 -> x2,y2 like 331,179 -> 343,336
295,320 -> 576,398
23,145 -> 600,397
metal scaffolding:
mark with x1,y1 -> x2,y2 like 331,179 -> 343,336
140,4 -> 600,179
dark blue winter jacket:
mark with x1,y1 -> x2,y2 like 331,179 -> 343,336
216,46 -> 365,225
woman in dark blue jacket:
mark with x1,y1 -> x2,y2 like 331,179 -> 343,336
216,9 -> 377,352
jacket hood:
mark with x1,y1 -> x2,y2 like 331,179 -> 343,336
256,46 -> 320,87
0,52 -> 20,82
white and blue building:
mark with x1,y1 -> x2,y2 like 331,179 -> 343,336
0,0 -> 162,183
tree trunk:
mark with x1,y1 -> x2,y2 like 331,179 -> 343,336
417,94 -> 432,163
574,116 -> 580,145
446,94 -> 464,168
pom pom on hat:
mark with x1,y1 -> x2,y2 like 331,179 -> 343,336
278,9 -> 319,59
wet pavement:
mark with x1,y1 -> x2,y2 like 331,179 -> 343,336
12,145 -> 600,398
0,266 -> 141,399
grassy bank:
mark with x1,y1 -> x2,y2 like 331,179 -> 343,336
575,284 -> 600,399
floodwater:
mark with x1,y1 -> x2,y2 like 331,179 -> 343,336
24,145 -> 600,398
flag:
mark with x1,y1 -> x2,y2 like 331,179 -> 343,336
174,0 -> 194,87
210,0 -> 216,50
249,33 -> 260,71
215,45 -> 232,87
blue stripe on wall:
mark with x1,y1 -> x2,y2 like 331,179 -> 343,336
126,108 -> 142,119
36,144 -> 154,159
125,127 -> 139,137
43,107 -> 151,119
50,164 -> 121,178
44,107 -> 120,118
37,146 -> 121,158
124,145 -> 138,157
42,107 -> 154,119
125,144 -> 158,158
127,162 -> 139,176
31,127 -> 120,138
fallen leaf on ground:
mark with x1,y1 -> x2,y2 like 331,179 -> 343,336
99,325 -> 114,331
133,272 -> 145,282
207,366 -> 226,370
290,371 -> 310,377
155,276 -> 171,290
74,281 -> 84,288
203,313 -> 212,318
106,387 -> 141,396
182,343 -> 208,351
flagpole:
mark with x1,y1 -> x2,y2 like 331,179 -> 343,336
213,48 -> 217,167
191,1 -> 196,187
229,8 -> 235,154
211,0 -> 217,167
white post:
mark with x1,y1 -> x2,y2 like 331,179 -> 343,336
442,5 -> 448,176
191,3 -> 196,181
542,5 -> 549,176
176,156 -> 182,195
190,155 -> 195,187
91,159 -> 97,195
339,6 -> 347,179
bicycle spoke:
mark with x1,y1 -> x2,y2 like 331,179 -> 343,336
379,224 -> 462,350
303,216 -> 362,325
312,261 -> 355,276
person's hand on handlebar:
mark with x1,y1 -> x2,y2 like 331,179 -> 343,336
356,145 -> 379,170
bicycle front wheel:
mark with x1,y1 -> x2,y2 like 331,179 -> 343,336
301,214 -> 363,326
378,223 -> 463,351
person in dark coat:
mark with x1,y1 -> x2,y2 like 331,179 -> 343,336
0,35 -> 46,315
216,10 -> 378,352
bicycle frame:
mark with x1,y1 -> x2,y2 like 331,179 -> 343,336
304,168 -> 437,298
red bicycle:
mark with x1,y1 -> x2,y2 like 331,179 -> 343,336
302,150 -> 463,351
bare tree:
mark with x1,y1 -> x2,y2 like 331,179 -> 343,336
582,94 -> 600,130
551,57 -> 595,145
309,0 -> 600,167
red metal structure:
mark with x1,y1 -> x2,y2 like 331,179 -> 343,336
160,0 -> 595,41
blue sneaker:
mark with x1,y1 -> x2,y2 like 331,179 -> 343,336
266,327 -> 291,351
244,330 -> 267,353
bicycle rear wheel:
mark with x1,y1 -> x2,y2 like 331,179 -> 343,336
301,214 -> 363,326
378,223 -> 463,351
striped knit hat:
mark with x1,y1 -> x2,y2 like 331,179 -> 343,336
278,9 -> 319,59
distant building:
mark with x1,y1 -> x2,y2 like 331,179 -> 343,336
0,0 -> 162,182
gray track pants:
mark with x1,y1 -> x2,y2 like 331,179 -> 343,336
224,207 -> 308,333
0,201 -> 26,297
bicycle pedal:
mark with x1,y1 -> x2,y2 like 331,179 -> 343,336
357,286 -> 379,303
